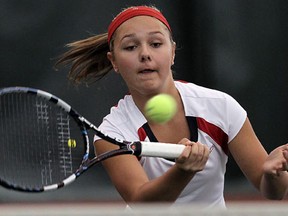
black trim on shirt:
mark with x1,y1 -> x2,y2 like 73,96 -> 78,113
141,116 -> 198,161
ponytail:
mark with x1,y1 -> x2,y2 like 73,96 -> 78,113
55,33 -> 112,84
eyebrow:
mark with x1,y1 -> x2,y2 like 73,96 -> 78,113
120,31 -> 165,42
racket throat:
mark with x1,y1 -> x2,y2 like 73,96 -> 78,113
128,141 -> 142,156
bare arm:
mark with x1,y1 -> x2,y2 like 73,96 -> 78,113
94,138 -> 209,203
229,117 -> 288,199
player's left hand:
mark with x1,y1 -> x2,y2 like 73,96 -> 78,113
263,144 -> 288,176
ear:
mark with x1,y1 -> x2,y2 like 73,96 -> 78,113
171,42 -> 176,65
107,52 -> 119,73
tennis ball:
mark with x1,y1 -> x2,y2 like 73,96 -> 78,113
68,139 -> 76,148
144,94 -> 177,124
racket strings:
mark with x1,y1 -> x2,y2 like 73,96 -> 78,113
0,92 -> 85,190
56,111 -> 74,176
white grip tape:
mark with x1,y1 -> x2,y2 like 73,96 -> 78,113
140,142 -> 185,159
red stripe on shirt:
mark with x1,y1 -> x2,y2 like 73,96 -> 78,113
197,117 -> 229,155
137,127 -> 148,161
138,127 -> 147,141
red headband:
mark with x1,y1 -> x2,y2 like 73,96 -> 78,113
108,6 -> 171,44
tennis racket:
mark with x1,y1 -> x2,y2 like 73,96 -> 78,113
0,87 -> 185,192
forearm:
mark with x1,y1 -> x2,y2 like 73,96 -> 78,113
260,172 -> 288,200
129,165 -> 195,203
128,143 -> 209,203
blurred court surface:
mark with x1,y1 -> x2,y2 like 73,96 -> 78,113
1,202 -> 288,215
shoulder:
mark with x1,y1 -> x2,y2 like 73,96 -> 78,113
105,94 -> 145,125
175,80 -> 230,100
110,94 -> 135,117
97,95 -> 146,138
174,80 -> 241,115
175,80 -> 247,141
174,80 -> 245,114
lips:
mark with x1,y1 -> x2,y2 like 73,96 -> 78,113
139,69 -> 156,73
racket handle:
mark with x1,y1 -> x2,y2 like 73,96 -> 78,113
140,142 -> 185,159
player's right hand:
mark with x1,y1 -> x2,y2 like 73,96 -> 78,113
175,138 -> 210,173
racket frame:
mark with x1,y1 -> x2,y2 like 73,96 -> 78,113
0,86 -> 184,192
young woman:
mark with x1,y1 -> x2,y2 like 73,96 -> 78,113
56,5 -> 288,208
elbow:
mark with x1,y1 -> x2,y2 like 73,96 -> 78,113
259,173 -> 288,201
261,189 -> 287,200
264,193 -> 285,200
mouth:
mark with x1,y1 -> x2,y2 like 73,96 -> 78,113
139,69 -> 157,74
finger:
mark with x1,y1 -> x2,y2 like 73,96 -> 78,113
176,145 -> 192,163
283,149 -> 288,160
190,143 -> 199,159
200,144 -> 210,162
282,162 -> 288,171
190,143 -> 208,162
178,138 -> 192,145
281,144 -> 288,152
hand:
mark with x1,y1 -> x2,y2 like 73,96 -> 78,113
175,138 -> 210,173
263,144 -> 288,176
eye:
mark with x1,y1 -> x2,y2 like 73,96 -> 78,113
151,42 -> 162,48
123,45 -> 137,51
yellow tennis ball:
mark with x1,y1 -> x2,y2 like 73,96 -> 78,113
68,139 -> 76,148
144,94 -> 177,124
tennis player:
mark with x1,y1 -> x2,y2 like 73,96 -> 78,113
56,5 -> 288,208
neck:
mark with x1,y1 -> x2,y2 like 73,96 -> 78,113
131,81 -> 180,116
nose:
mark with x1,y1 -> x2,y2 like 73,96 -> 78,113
140,45 -> 151,62
141,54 -> 151,62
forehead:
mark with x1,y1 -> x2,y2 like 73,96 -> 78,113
115,16 -> 169,37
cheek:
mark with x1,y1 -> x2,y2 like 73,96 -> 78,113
116,58 -> 135,81
119,60 -> 132,71
159,53 -> 174,69
158,47 -> 174,66
116,54 -> 135,71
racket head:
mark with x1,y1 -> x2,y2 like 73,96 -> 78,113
0,87 -> 88,192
